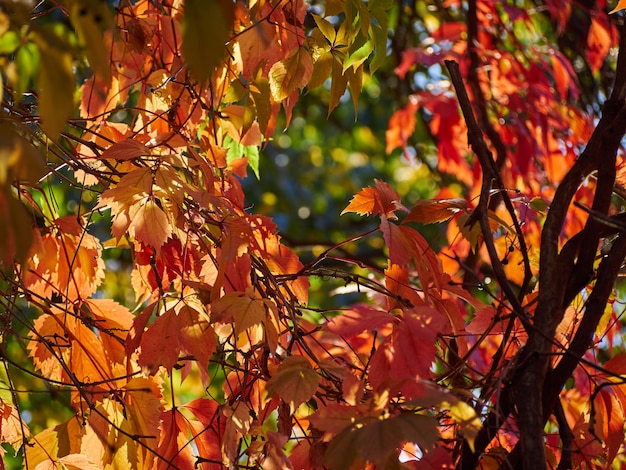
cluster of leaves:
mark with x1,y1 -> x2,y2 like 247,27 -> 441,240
0,0 -> 626,469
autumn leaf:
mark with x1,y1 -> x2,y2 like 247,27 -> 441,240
70,0 -> 112,82
324,412 -> 439,470
100,139 -> 151,161
210,288 -> 266,334
610,0 -> 626,14
130,198 -> 172,249
138,307 -> 179,373
342,179 -> 404,219
440,400 -> 482,452
265,355 -> 320,413
404,198 -> 469,224
34,31 -> 74,139
324,303 -> 395,337
269,47 -> 313,101
183,0 -> 234,83
156,409 -> 196,470
386,96 -> 419,156
123,377 -> 163,442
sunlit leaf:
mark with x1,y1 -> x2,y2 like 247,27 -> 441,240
269,47 -> 313,101
342,179 -> 403,218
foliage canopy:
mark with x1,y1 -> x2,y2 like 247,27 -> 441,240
1,0 -> 626,469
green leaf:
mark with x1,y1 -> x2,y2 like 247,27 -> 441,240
224,135 -> 260,179
182,0 -> 234,84
15,41 -> 39,99
0,31 -> 20,54
265,355 -> 320,413
346,65 -> 363,115
343,37 -> 374,73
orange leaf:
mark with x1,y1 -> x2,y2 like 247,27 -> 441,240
610,0 -> 626,14
404,198 -> 469,224
130,198 -> 172,249
324,303 -> 395,337
210,288 -> 266,334
265,355 -> 320,413
342,179 -> 403,219
324,412 -> 439,469
101,139 -> 151,160
138,308 -> 179,373
385,96 -> 419,155
123,377 -> 163,441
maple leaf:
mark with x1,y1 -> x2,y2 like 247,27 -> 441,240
265,355 -> 320,413
342,179 -> 404,219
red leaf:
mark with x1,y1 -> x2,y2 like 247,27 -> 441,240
325,304 -> 395,337
138,308 -> 179,373
100,139 -> 151,160
156,409 -> 196,470
404,198 -> 469,224
385,96 -> 419,156
342,179 -> 403,219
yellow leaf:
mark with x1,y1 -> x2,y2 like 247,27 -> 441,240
443,400 -> 482,453
183,0 -> 234,83
269,48 -> 314,102
34,32 -> 75,139
70,0 -> 112,82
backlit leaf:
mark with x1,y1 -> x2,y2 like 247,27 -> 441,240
34,32 -> 74,139
182,0 -> 234,83
130,198 -> 172,249
404,198 -> 469,224
211,288 -> 266,335
610,0 -> 626,14
101,139 -> 151,161
265,355 -> 320,413
342,179 -> 402,218
269,47 -> 313,101
70,0 -> 112,81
